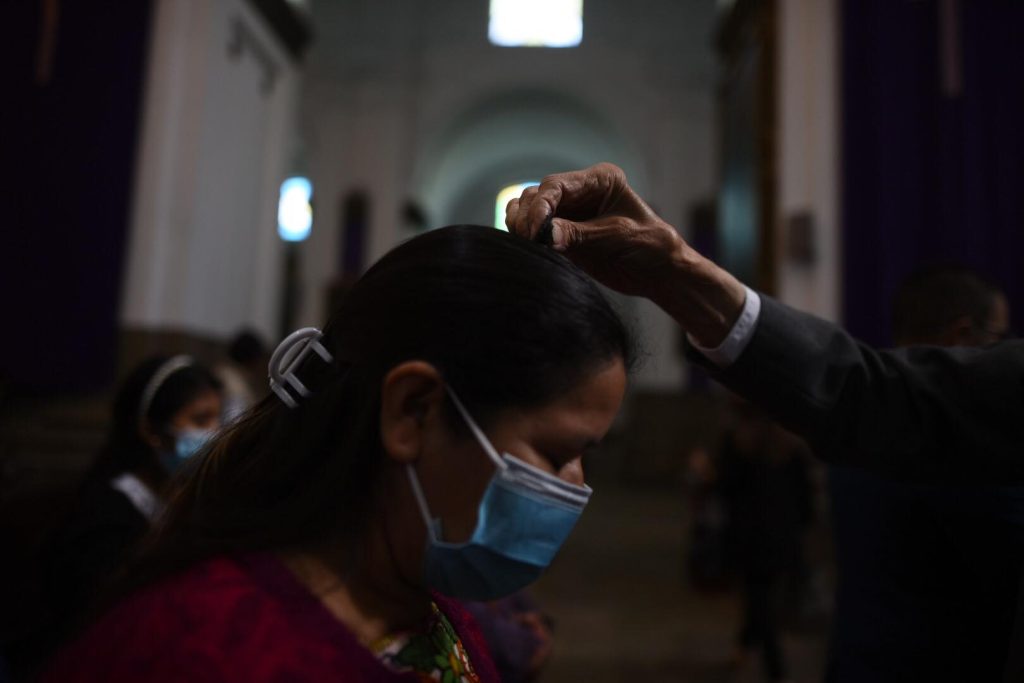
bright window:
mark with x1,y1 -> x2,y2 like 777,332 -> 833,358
278,177 -> 313,242
495,182 -> 539,230
488,0 -> 583,48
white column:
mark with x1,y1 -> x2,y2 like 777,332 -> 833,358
121,0 -> 297,342
776,0 -> 841,322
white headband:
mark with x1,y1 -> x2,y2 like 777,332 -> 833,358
138,355 -> 195,419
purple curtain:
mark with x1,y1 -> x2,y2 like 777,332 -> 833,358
1,1 -> 154,393
842,0 -> 1024,346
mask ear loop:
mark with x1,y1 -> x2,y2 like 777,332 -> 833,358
407,387 -> 507,544
444,386 -> 508,472
406,465 -> 440,543
268,328 -> 334,409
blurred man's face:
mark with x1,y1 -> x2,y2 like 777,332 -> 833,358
980,292 -> 1011,345
909,291 -> 1011,349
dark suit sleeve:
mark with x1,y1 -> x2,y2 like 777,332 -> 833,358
691,296 -> 1024,484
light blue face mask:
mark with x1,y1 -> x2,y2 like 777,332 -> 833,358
159,427 -> 216,473
406,388 -> 592,601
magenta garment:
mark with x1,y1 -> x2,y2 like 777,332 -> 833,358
40,554 -> 499,682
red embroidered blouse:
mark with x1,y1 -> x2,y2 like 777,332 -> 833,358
40,554 -> 499,682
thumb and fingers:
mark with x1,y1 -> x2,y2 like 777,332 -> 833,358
548,217 -> 587,252
503,201 -> 587,251
503,163 -> 687,296
505,163 -> 628,240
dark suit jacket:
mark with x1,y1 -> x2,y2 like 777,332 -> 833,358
827,465 -> 1024,682
692,296 -> 1024,485
691,296 -> 1024,682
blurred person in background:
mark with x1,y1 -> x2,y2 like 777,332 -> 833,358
39,226 -> 632,682
826,267 -> 1019,682
718,400 -> 812,683
29,356 -> 222,668
684,444 -> 731,593
462,592 -> 553,683
216,329 -> 269,422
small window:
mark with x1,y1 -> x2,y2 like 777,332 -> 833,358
488,0 -> 583,48
278,177 -> 313,242
495,182 -> 539,230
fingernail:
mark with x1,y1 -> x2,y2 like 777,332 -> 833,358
551,224 -> 567,252
536,214 -> 554,246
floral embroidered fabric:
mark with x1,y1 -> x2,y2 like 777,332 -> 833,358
372,602 -> 482,683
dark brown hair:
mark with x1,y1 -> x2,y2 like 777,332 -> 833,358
124,226 -> 634,592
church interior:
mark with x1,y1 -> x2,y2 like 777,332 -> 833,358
2,1 -> 1022,681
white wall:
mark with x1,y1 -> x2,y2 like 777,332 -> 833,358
297,0 -> 718,391
121,0 -> 299,342
775,0 -> 841,321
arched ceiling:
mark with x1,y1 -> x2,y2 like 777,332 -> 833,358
411,89 -> 648,226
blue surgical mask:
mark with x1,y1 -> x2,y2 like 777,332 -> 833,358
406,388 -> 592,601
159,427 -> 215,473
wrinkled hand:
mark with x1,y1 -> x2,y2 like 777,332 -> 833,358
504,162 -> 690,300
505,162 -> 747,348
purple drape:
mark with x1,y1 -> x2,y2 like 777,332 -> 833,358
1,1 -> 154,393
842,0 -> 1024,346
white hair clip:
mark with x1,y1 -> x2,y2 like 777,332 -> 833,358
268,328 -> 334,409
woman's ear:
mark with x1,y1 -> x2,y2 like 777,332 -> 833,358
379,361 -> 447,464
138,418 -> 165,451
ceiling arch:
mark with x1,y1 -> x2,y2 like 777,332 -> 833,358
411,89 -> 648,226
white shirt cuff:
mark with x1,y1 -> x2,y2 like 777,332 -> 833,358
687,287 -> 762,368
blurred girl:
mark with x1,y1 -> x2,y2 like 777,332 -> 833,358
39,356 -> 222,649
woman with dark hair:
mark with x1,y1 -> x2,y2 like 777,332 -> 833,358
42,225 -> 634,682
38,356 -> 223,651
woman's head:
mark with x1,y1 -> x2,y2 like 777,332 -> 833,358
146,226 -> 633,593
307,224 -> 633,418
91,356 -> 223,483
